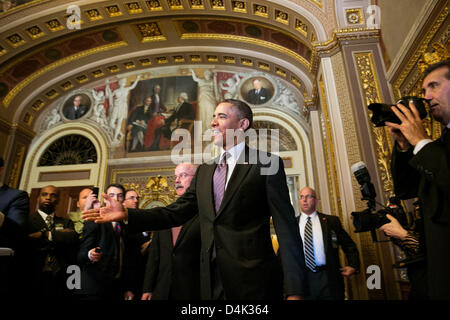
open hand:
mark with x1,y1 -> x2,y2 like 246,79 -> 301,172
82,193 -> 128,223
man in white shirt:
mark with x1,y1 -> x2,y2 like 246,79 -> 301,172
298,187 -> 359,300
387,59 -> 450,299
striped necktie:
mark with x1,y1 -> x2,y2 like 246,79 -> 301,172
304,217 -> 316,271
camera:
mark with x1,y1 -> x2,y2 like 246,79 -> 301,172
350,162 -> 408,236
368,96 -> 428,127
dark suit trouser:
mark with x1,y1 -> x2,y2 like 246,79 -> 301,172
211,259 -> 225,300
305,269 -> 333,300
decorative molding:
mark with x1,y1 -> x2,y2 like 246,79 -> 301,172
354,51 -> 394,198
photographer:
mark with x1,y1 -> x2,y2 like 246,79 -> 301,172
386,59 -> 450,299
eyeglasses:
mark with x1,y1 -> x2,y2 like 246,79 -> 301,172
299,195 -> 315,200
108,193 -> 124,199
175,173 -> 194,179
125,196 -> 140,201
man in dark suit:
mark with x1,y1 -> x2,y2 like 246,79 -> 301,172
246,78 -> 271,105
83,99 -> 305,300
63,95 -> 89,120
386,59 -> 450,299
27,185 -> 79,298
297,187 -> 359,300
127,96 -> 154,152
0,156 -> 30,297
78,183 -> 127,300
121,189 -> 151,300
142,163 -> 201,300
150,92 -> 195,151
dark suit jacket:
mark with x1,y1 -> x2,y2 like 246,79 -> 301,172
78,221 -> 122,298
128,147 -> 305,299
0,185 -> 29,226
159,101 -> 195,139
391,133 -> 450,299
0,184 -> 29,249
143,215 -> 201,299
297,212 -> 360,299
246,87 -> 271,105
63,104 -> 89,120
0,185 -> 29,297
27,212 -> 78,294
128,105 -> 153,135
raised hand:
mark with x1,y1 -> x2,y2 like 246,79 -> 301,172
82,193 -> 128,223
385,101 -> 429,147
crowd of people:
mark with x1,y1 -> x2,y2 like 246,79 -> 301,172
1,59 -> 449,300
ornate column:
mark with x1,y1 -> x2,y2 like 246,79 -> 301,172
311,28 -> 402,299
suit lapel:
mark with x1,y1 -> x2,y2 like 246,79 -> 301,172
318,212 -> 329,254
203,163 -> 217,220
216,146 -> 252,217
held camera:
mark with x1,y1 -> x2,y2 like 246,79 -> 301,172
350,162 -> 424,268
350,162 -> 409,238
368,96 -> 428,127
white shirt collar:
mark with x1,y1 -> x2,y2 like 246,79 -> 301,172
220,141 -> 245,163
37,209 -> 54,221
300,211 -> 318,220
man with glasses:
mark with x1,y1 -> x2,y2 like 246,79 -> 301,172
297,187 -> 359,300
78,184 -> 127,300
142,163 -> 201,300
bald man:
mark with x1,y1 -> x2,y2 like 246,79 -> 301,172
142,163 -> 201,300
27,185 -> 78,298
298,187 -> 360,300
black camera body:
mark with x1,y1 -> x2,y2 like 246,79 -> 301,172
368,96 -> 428,127
352,200 -> 407,233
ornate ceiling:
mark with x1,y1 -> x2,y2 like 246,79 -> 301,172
0,0 -> 339,136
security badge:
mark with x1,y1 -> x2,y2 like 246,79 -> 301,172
331,230 -> 338,248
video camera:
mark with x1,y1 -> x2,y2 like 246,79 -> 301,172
350,162 -> 409,239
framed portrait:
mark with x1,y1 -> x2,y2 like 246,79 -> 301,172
241,76 -> 274,105
126,75 -> 198,153
61,93 -> 91,120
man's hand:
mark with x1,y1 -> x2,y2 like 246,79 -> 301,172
379,214 -> 408,240
82,193 -> 128,223
340,266 -> 356,278
88,248 -> 102,262
141,292 -> 152,300
385,101 -> 429,147
84,192 -> 100,211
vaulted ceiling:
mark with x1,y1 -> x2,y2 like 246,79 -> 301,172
0,0 -> 339,136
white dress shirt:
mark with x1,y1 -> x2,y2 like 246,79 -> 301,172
299,211 -> 326,266
219,141 -> 245,190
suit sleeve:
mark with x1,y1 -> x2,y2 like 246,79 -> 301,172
333,217 -> 360,272
142,232 -> 160,293
52,219 -> 79,248
78,221 -> 99,266
266,156 -> 305,296
5,190 -> 29,227
127,172 -> 199,233
391,144 -> 421,199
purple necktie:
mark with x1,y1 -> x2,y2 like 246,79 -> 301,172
213,152 -> 229,213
